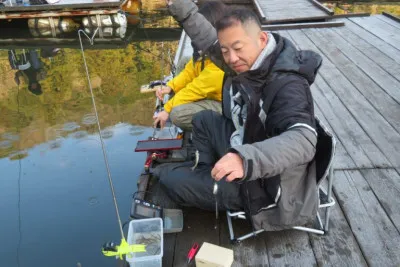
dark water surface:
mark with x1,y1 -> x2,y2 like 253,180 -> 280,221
0,10 -> 179,266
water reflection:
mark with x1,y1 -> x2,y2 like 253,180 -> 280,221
0,139 -> 13,149
2,132 -> 20,141
0,36 -> 178,159
63,122 -> 81,132
100,127 -> 114,139
129,125 -> 146,136
81,113 -> 97,125
0,3 -> 180,265
72,130 -> 89,139
8,48 -> 62,96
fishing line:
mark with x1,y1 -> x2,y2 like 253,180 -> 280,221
16,83 -> 22,267
78,28 -> 125,239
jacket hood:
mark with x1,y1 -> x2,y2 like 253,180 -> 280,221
270,33 -> 322,84
234,33 -> 322,88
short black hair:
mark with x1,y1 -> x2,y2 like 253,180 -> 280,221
215,7 -> 261,32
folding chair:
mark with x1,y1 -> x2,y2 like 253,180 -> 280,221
226,117 -> 336,243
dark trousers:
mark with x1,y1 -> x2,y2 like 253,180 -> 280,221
157,110 -> 243,211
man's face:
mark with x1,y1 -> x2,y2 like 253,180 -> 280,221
218,22 -> 267,73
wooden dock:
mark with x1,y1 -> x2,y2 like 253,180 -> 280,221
251,0 -> 334,24
134,12 -> 400,267
0,0 -> 121,20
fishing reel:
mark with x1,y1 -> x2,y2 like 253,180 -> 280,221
102,238 -> 146,259
149,80 -> 167,89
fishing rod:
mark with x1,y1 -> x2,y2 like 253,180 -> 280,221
78,28 -> 146,260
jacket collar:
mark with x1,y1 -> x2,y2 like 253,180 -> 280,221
250,33 -> 277,71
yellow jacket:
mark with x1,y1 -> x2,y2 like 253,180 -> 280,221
164,58 -> 224,113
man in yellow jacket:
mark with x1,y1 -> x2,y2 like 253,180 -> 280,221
153,57 -> 224,130
153,0 -> 226,130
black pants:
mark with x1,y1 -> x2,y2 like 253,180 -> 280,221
157,110 -> 243,211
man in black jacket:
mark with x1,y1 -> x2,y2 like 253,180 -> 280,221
159,2 -> 322,230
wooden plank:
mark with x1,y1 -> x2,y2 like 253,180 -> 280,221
350,16 -> 400,49
261,6 -> 316,13
173,209 -> 220,266
145,181 -> 179,267
313,102 -> 357,170
360,169 -> 400,233
263,13 -> 369,24
258,0 -> 309,6
262,8 -> 320,18
251,0 -> 266,21
376,14 -> 400,29
367,15 -> 400,41
382,11 -> 400,24
313,27 -> 400,104
1,1 -> 120,12
285,29 -> 391,169
333,170 -> 400,266
309,184 -> 368,267
313,79 -> 383,169
308,0 -> 334,15
312,28 -> 400,131
344,18 -> 400,64
219,214 -> 270,266
299,28 -> 400,168
262,9 -> 326,19
259,0 -> 327,23
333,25 -> 400,82
0,9 -> 119,19
260,2 -> 317,11
163,234 -> 177,267
331,13 -> 370,18
262,21 -> 344,31
265,230 -> 317,266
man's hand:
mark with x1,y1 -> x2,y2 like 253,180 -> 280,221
154,85 -> 172,100
211,152 -> 245,182
153,110 -> 169,129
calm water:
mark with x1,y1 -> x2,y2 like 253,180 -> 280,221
0,7 -> 179,266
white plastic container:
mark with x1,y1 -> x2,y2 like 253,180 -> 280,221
126,218 -> 163,267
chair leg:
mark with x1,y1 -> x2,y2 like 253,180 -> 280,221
226,211 -> 265,243
226,211 -> 235,241
316,211 -> 323,230
235,229 -> 265,242
324,166 -> 335,232
292,226 -> 325,235
292,211 -> 325,235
